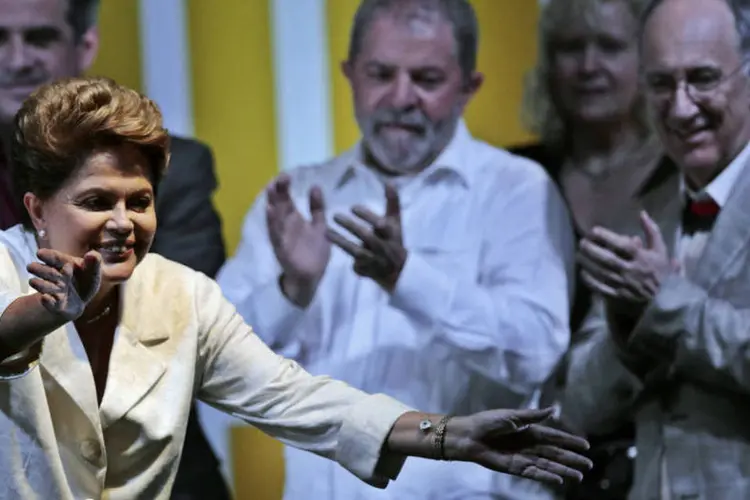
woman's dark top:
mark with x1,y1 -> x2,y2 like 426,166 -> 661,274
509,142 -> 635,500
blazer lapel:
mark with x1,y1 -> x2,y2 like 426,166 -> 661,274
98,277 -> 170,429
99,324 -> 167,430
40,324 -> 101,430
691,157 -> 750,290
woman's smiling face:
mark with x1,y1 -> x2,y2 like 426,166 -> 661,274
25,142 -> 157,285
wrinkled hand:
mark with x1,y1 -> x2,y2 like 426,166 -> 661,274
26,248 -> 102,321
446,407 -> 592,485
266,174 -> 331,307
327,184 -> 406,291
578,211 -> 678,316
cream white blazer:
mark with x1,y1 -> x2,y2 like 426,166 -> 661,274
0,225 -> 411,499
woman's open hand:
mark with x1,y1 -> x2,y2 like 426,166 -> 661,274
26,249 -> 102,321
445,407 -> 592,485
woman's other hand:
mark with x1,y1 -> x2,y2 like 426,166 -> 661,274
26,249 -> 102,321
445,407 -> 592,485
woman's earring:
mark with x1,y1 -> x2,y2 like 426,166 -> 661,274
38,229 -> 46,239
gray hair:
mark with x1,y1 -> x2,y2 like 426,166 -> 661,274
521,0 -> 652,147
640,0 -> 750,57
68,0 -> 100,40
347,0 -> 479,84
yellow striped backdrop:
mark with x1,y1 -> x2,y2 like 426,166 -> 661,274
90,1 -> 540,498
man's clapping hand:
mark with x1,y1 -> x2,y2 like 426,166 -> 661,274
265,174 -> 331,307
328,184 -> 407,292
578,211 -> 678,318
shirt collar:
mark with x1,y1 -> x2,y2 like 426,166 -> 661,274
334,119 -> 475,189
684,139 -> 750,207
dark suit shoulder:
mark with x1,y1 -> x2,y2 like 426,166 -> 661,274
160,135 -> 216,190
151,134 -> 225,277
169,134 -> 211,152
167,135 -> 213,167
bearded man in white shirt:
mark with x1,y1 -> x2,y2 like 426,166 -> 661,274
218,1 -> 575,498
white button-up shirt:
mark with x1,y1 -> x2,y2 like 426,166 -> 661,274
218,122 -> 575,499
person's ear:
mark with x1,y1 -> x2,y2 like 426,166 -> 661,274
23,192 -> 47,235
457,71 -> 484,111
77,26 -> 100,73
342,60 -> 355,83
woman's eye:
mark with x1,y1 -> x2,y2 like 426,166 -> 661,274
130,196 -> 152,211
80,197 -> 110,210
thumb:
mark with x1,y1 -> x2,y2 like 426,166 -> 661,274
309,186 -> 326,226
639,210 -> 665,252
79,250 -> 102,284
82,250 -> 102,269
78,251 -> 102,301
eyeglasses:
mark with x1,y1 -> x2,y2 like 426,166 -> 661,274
642,60 -> 749,104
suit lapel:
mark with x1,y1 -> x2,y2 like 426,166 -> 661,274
40,324 -> 101,430
99,278 -> 169,430
99,324 -> 167,430
692,156 -> 750,290
40,319 -> 170,432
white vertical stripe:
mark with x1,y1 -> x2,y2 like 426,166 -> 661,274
271,0 -> 334,171
137,0 -> 194,136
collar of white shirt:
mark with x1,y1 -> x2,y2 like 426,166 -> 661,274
684,139 -> 750,207
333,119 -> 475,190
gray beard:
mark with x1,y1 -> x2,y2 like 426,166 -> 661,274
358,107 -> 461,175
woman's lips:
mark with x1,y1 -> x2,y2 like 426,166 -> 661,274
97,243 -> 135,261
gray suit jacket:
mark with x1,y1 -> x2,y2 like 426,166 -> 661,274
562,155 -> 750,500
151,136 -> 225,278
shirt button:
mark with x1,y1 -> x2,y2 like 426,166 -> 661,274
80,439 -> 102,463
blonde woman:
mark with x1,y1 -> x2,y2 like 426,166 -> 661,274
511,0 -> 677,498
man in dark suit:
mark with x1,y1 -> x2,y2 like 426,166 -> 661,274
0,1 -> 230,498
152,137 -> 225,278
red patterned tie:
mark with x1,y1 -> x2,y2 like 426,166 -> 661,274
682,197 -> 720,234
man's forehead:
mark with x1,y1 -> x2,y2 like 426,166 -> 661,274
0,0 -> 68,25
361,14 -> 455,60
641,0 -> 740,67
370,9 -> 453,39
388,3 -> 443,32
